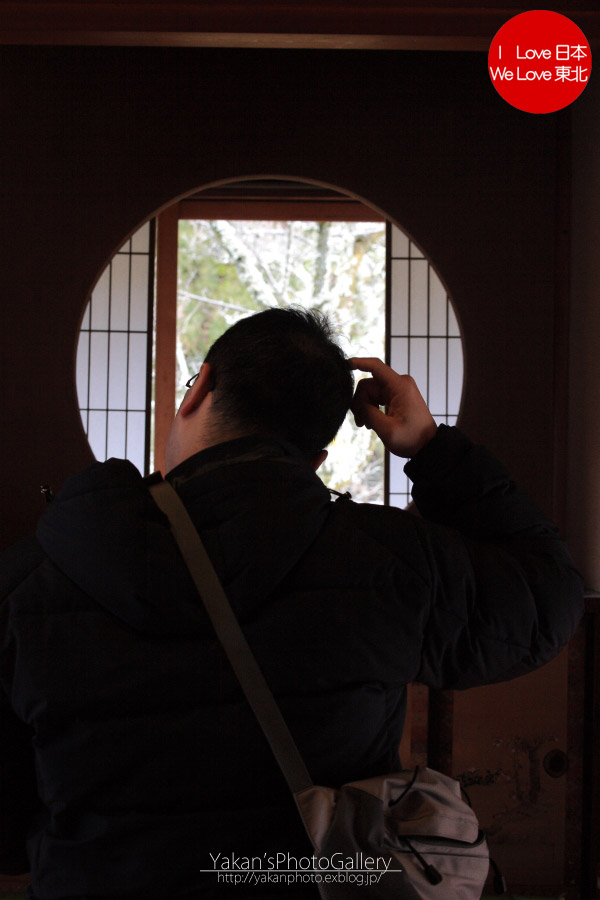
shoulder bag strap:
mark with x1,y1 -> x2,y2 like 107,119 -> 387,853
148,477 -> 313,795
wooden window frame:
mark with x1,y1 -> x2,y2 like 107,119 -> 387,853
153,193 -> 384,473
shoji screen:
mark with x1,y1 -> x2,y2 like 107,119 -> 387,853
387,224 -> 464,508
76,221 -> 154,474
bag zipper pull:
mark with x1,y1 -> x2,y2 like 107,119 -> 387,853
401,837 -> 443,886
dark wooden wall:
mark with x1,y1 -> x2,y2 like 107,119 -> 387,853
0,47 -> 564,545
0,46 -> 576,893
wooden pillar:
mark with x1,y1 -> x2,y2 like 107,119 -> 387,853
154,204 -> 179,474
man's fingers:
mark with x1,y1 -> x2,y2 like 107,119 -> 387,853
350,357 -> 403,398
355,403 -> 391,436
352,388 -> 394,442
351,376 -> 386,428
349,357 -> 388,376
352,376 -> 384,406
349,355 -> 437,457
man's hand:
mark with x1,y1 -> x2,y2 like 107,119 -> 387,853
350,358 -> 438,458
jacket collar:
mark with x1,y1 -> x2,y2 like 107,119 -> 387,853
166,434 -> 312,491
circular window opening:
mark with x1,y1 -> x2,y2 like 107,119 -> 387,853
76,180 -> 463,507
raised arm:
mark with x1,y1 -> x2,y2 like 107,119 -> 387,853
350,358 -> 584,689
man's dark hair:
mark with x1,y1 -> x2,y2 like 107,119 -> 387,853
204,307 -> 354,457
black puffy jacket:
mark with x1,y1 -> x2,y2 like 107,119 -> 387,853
0,427 -> 584,899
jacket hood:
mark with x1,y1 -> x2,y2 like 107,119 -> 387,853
36,436 -> 333,636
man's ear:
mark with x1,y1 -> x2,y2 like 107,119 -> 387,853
311,449 -> 328,471
179,363 -> 213,417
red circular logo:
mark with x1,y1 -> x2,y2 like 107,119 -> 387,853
488,10 -> 591,114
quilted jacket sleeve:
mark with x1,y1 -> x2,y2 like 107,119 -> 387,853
0,537 -> 41,874
0,692 -> 35,874
404,426 -> 584,690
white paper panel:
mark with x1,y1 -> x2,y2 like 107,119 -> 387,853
448,302 -> 460,337
409,241 -> 424,259
109,254 -> 130,330
107,411 -> 127,460
391,225 -> 409,258
129,255 -> 149,331
89,332 -> 109,409
409,260 -> 428,335
80,303 -> 90,330
448,338 -> 464,413
390,337 -> 408,375
389,494 -> 411,509
76,331 -> 89,407
409,337 -> 428,395
90,267 -> 110,330
128,333 -> 148,410
126,412 -> 146,474
389,451 -> 410,495
87,411 -> 107,461
429,270 -> 447,337
428,337 -> 447,416
131,221 -> 150,253
390,260 -> 408,335
108,332 -> 128,409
